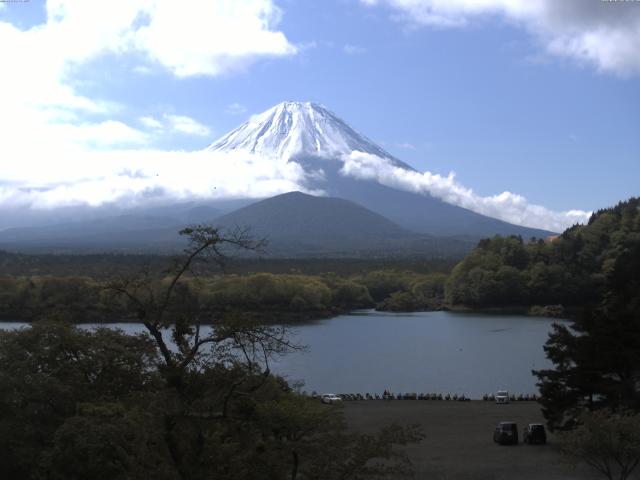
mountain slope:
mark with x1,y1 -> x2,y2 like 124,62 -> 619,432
208,101 -> 410,169
0,101 -> 553,255
292,155 -> 552,238
0,193 -> 475,257
0,215 -> 186,253
207,101 -> 553,238
214,192 -> 473,257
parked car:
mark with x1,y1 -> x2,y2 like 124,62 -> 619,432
320,393 -> 342,404
493,422 -> 518,445
495,390 -> 510,404
523,423 -> 547,444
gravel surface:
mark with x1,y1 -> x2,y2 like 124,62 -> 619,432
342,400 -> 600,480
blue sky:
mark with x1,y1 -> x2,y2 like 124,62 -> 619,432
0,0 -> 638,229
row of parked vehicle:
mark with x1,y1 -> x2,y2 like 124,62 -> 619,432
316,390 -> 537,403
493,422 -> 547,445
486,390 -> 538,403
317,392 -> 473,402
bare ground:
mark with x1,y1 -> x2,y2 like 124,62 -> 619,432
342,400 -> 600,480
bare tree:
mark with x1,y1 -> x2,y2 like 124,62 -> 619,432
107,225 -> 298,376
106,226 -> 303,476
104,225 -> 422,480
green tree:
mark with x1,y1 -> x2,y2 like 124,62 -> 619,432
0,226 -> 423,479
47,403 -> 173,480
534,239 -> 640,430
0,323 -> 161,479
103,225 -> 423,479
559,410 -> 640,480
445,198 -> 640,309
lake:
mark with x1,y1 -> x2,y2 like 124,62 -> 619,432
0,310 -> 564,398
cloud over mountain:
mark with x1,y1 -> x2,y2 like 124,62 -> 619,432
0,101 -> 590,233
340,151 -> 590,232
0,149 -> 319,210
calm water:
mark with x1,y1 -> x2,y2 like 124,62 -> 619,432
0,310 -> 563,398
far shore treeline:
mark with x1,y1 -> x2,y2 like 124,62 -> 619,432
0,197 -> 638,323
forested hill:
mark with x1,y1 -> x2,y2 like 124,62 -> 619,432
445,198 -> 640,310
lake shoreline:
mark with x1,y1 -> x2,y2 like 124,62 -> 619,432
0,309 -> 348,325
446,304 -> 575,320
0,304 -> 574,324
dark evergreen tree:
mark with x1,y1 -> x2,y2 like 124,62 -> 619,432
534,239 -> 640,430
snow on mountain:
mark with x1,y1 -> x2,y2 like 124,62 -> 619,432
207,101 -> 411,169
204,101 -> 555,238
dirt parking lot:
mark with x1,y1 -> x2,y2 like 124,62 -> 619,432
343,400 -> 599,480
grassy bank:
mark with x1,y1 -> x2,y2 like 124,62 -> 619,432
343,401 -> 598,479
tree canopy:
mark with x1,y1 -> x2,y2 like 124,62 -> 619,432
0,225 -> 423,479
559,410 -> 640,480
445,198 -> 640,310
533,236 -> 640,430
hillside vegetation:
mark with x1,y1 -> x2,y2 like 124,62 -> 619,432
0,269 -> 450,323
1,198 -> 638,322
445,198 -> 640,312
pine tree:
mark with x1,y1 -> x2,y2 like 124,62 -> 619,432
534,240 -> 640,430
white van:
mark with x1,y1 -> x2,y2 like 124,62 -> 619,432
495,390 -> 510,404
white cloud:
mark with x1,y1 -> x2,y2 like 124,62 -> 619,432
135,0 -> 297,77
340,151 -> 590,232
140,116 -> 163,130
0,0 -> 596,233
163,114 -> 211,136
226,103 -> 248,115
0,149 -> 321,210
0,133 -> 589,232
138,114 -> 211,136
0,0 -> 300,217
361,0 -> 640,76
133,64 -> 154,75
396,142 -> 416,150
0,0 -> 298,170
343,44 -> 367,55
59,120 -> 149,147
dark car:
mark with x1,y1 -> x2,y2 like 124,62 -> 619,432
523,423 -> 547,444
493,422 -> 518,445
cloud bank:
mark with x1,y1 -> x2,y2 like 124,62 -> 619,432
362,0 -> 640,76
340,152 -> 591,232
0,150 -> 320,210
0,0 -> 301,221
0,144 -> 589,232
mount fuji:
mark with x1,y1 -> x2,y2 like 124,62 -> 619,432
208,101 -> 410,167
208,101 -> 551,239
0,101 -> 551,255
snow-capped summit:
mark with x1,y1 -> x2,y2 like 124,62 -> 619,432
207,101 -> 401,163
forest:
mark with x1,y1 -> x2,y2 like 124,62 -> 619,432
0,200 -> 639,479
445,198 -> 640,313
0,227 -> 424,479
0,269 -> 448,323
1,198 -> 639,322
0,250 -> 452,322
